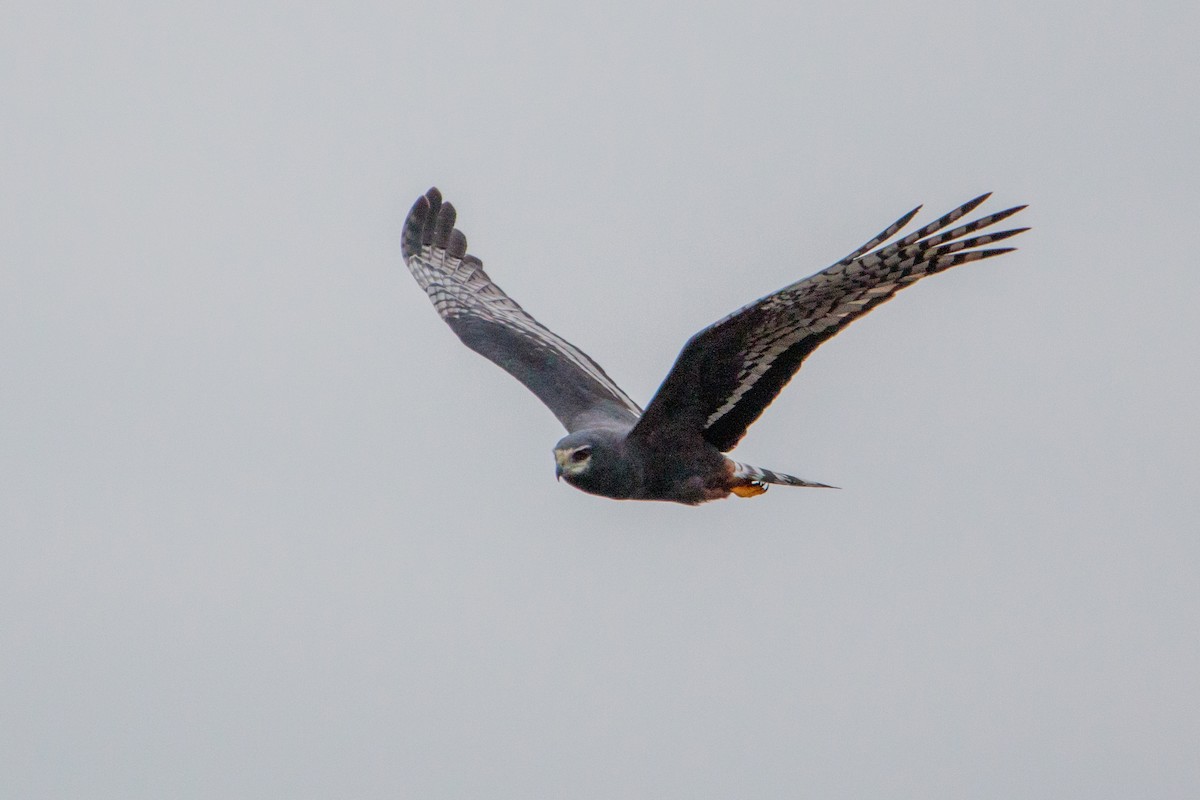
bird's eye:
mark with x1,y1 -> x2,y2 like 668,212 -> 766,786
570,447 -> 591,463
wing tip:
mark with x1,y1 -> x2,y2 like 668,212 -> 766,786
897,204 -> 923,228
402,189 -> 434,260
970,246 -> 1019,263
433,201 -> 457,248
403,186 -> 477,262
448,228 -> 469,258
956,192 -> 993,218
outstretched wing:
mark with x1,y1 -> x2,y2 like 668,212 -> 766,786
402,188 -> 642,432
631,194 -> 1028,452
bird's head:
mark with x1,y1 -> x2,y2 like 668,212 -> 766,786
554,430 -> 603,482
552,429 -> 634,498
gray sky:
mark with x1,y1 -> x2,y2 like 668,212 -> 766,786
3,1 -> 1198,798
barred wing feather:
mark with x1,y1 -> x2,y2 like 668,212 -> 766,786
633,194 -> 1028,452
402,188 -> 642,433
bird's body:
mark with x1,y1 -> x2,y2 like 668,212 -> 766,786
553,425 -> 746,504
401,187 -> 1027,504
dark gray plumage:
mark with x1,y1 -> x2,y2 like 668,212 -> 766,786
401,187 -> 1027,504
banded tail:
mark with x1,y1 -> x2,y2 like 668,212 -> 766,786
728,459 -> 837,497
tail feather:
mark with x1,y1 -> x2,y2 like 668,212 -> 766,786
729,460 -> 838,493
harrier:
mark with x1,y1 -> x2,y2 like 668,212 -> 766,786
402,187 -> 1026,504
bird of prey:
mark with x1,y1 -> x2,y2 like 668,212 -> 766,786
402,187 -> 1026,504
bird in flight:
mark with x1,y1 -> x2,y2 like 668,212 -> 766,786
402,187 -> 1026,504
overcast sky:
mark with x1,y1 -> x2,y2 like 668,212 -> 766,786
3,2 -> 1198,798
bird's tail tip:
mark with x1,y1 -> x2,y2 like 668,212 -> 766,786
728,460 -> 839,494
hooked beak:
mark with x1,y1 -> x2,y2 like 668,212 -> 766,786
554,450 -> 567,480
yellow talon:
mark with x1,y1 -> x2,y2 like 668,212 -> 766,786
731,482 -> 768,498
